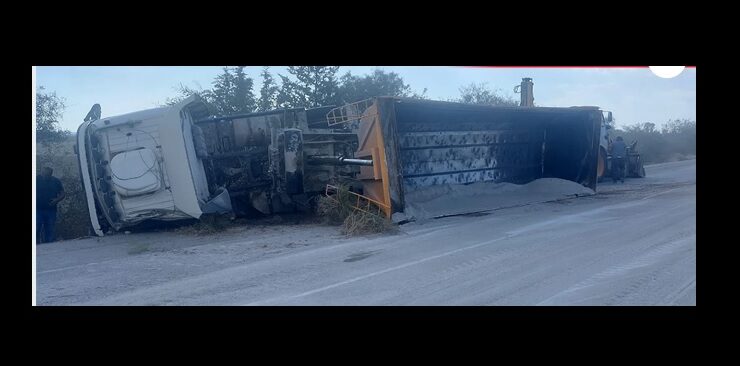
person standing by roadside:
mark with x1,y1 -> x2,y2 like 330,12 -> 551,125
36,167 -> 65,243
610,136 -> 627,183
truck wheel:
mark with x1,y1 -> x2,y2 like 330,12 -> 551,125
597,147 -> 607,182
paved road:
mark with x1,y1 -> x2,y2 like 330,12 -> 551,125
35,159 -> 696,306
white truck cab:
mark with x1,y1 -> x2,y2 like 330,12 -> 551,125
76,96 -> 231,236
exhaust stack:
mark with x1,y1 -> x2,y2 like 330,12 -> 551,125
519,78 -> 534,107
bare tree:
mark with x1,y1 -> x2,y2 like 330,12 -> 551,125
455,83 -> 518,107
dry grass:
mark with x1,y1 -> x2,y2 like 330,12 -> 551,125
174,214 -> 232,236
340,210 -> 396,236
316,186 -> 356,225
316,185 -> 396,236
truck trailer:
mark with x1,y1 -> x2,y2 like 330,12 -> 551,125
327,96 -> 603,219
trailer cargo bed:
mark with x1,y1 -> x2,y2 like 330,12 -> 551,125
339,97 -> 603,219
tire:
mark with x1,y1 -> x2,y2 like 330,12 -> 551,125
597,147 -> 607,182
633,156 -> 646,178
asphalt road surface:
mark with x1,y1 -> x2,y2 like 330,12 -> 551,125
35,159 -> 696,306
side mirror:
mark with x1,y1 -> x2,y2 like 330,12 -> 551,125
606,111 -> 613,122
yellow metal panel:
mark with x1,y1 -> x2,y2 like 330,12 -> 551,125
354,102 -> 391,218
324,99 -> 392,218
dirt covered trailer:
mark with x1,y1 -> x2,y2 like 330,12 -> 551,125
328,97 -> 604,219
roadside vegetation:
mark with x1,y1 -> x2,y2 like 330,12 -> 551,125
316,185 -> 396,236
613,119 -> 696,164
35,87 -> 89,240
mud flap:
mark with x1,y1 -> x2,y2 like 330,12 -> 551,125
201,188 -> 233,214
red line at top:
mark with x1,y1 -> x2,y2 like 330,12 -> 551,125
460,66 -> 697,68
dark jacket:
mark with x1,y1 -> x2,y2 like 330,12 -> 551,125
611,140 -> 627,158
37,176 -> 64,211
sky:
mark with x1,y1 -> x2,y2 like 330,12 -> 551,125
34,66 -> 696,132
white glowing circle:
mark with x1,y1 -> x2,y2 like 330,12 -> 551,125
649,66 -> 685,78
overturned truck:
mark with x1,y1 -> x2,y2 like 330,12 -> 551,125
76,95 -> 603,235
